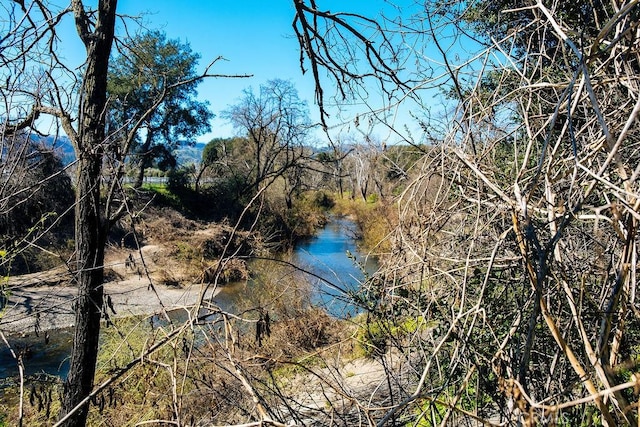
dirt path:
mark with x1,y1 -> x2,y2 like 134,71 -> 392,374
274,353 -> 404,425
0,245 -> 219,335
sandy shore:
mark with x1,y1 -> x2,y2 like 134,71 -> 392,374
0,246 -> 220,335
0,277 -> 219,335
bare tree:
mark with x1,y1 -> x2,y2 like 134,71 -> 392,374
292,0 -> 411,128
3,1 -> 639,426
315,144 -> 350,198
1,2 -> 119,425
293,0 -> 640,425
0,133 -> 75,276
222,79 -> 313,197
0,2 -> 231,425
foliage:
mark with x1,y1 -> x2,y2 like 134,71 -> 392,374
195,134 -> 331,245
462,0 -> 619,62
290,0 -> 640,424
0,137 -> 74,274
310,190 -> 335,210
166,166 -> 193,195
381,144 -> 427,182
196,136 -> 254,201
85,317 -> 198,425
221,79 -> 311,196
108,30 -> 213,187
332,196 -> 395,254
63,260 -> 342,426
355,314 -> 433,358
0,4 -> 227,424
5,0 -> 640,425
357,0 -> 640,424
201,137 -> 222,168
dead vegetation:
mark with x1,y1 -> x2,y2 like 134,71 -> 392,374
110,205 -> 257,288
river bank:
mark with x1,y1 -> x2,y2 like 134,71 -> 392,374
0,216 -> 376,380
0,245 -> 220,336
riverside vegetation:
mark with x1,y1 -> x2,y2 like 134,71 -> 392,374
0,156 -> 402,426
3,1 -> 640,426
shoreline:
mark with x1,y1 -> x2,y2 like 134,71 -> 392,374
0,276 -> 221,336
1,244 -> 224,336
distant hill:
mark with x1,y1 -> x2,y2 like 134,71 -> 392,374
32,135 -> 206,167
175,142 -> 205,166
33,135 -> 75,165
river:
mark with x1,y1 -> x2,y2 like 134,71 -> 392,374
0,216 -> 376,379
291,217 -> 378,316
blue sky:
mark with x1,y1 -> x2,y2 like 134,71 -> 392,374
15,1 -> 481,147
111,0 -> 417,145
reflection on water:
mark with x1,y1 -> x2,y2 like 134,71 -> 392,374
0,328 -> 73,380
292,217 -> 378,317
0,217 -> 376,380
214,217 -> 378,318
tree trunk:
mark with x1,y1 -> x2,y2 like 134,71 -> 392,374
133,130 -> 154,188
60,156 -> 108,426
59,1 -> 117,425
134,160 -> 146,188
194,164 -> 207,195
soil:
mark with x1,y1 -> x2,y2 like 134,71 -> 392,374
0,208 -> 248,336
0,244 -> 220,335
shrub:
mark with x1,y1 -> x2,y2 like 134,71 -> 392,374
331,196 -> 396,253
166,167 -> 192,195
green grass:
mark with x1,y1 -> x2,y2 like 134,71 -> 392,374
140,182 -> 185,209
140,182 -> 169,194
355,315 -> 436,357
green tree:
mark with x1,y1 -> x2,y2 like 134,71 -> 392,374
194,136 -> 251,205
1,3 -> 224,425
108,30 -> 213,188
194,137 -> 223,193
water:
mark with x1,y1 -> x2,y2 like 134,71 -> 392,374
0,216 -> 376,379
176,216 -> 377,318
0,329 -> 73,380
292,217 -> 378,317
